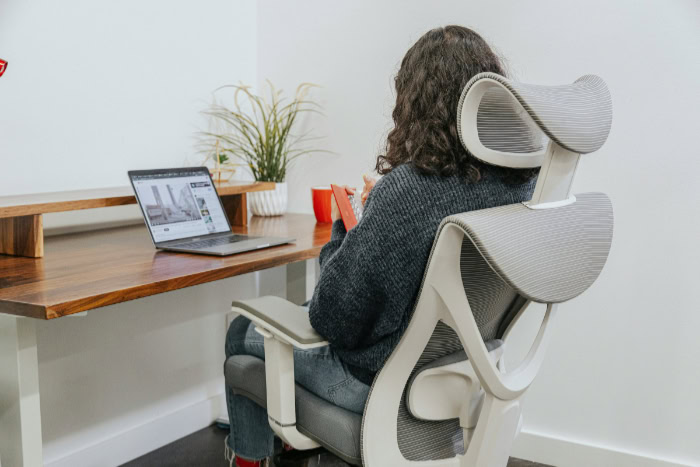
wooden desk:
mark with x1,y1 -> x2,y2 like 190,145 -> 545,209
0,214 -> 331,320
0,214 -> 331,467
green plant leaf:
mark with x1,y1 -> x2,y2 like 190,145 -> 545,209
197,82 -> 327,182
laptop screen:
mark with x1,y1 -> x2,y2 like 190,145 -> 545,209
129,167 -> 231,244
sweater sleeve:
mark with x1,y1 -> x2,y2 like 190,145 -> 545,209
318,220 -> 347,271
308,174 -> 427,351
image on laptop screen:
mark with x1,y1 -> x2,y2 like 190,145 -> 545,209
130,168 -> 231,244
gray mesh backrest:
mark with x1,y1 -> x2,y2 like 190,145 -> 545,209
395,193 -> 613,461
396,235 -> 525,461
396,321 -> 468,461
446,192 -> 614,303
460,238 -> 520,341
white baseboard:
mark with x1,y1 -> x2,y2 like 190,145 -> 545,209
45,394 -> 226,467
41,397 -> 697,467
513,429 -> 695,467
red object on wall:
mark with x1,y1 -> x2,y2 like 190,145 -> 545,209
0,59 -> 7,77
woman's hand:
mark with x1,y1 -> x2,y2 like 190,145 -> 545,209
360,174 -> 377,206
331,186 -> 356,221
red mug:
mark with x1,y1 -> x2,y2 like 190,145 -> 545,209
311,186 -> 333,223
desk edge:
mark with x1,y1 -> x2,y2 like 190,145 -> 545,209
0,245 -> 322,320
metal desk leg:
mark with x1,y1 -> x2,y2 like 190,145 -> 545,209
285,261 -> 307,305
0,315 -> 43,467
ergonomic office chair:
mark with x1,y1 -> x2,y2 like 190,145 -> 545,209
225,72 -> 614,466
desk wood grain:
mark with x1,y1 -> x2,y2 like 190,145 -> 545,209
0,214 -> 331,319
0,181 -> 274,218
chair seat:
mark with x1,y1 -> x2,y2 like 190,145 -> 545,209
224,355 -> 363,465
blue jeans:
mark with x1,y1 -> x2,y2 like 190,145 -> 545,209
225,313 -> 371,460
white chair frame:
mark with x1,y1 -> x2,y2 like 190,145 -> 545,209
360,224 -> 557,467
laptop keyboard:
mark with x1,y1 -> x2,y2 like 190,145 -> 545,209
179,235 -> 248,250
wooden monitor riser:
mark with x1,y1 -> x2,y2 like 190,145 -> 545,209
0,181 -> 274,258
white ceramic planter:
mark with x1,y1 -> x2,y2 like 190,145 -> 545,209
249,182 -> 288,216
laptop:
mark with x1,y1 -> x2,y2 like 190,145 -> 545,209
128,167 -> 294,256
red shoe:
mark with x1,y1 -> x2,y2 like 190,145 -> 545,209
235,458 -> 263,467
225,435 -> 270,467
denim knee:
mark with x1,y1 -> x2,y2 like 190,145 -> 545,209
225,315 -> 252,358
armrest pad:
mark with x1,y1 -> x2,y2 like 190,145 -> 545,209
232,296 -> 328,349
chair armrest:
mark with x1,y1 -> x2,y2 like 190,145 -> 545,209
232,296 -> 328,349
231,296 -> 325,449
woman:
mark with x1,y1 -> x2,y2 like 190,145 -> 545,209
225,25 -> 538,467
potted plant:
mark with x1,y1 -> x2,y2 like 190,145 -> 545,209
200,82 -> 324,216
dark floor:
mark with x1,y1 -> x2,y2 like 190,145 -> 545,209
121,424 -> 553,467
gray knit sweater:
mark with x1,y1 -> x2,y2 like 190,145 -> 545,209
308,164 -> 536,384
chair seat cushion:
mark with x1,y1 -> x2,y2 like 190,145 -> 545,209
224,355 -> 363,466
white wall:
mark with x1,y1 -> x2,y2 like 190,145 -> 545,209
257,1 -> 700,466
0,0 -> 257,195
1,0 -> 259,464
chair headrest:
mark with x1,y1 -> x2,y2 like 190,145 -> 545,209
457,73 -> 612,168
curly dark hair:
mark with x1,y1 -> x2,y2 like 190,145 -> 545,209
376,25 -> 538,183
